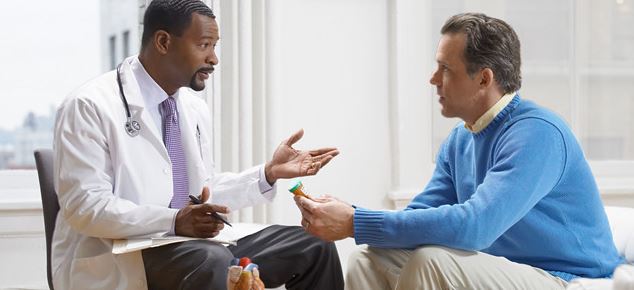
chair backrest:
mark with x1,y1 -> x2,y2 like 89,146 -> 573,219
34,149 -> 58,290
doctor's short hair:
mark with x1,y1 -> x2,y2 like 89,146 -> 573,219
441,13 -> 522,94
141,0 -> 215,49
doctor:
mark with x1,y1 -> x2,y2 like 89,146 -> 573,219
52,1 -> 343,289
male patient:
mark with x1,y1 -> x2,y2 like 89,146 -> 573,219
295,13 -> 624,290
53,0 -> 343,289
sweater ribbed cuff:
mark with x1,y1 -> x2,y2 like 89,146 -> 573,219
353,208 -> 386,246
547,270 -> 579,282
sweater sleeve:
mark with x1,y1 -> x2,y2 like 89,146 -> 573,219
353,118 -> 566,249
354,137 -> 458,245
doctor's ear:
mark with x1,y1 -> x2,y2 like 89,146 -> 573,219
153,30 -> 171,55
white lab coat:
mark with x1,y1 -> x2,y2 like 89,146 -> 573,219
52,56 -> 275,290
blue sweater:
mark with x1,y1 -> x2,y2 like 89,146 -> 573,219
354,95 -> 624,281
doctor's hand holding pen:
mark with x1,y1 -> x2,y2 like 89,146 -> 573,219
175,187 -> 229,238
264,129 -> 340,185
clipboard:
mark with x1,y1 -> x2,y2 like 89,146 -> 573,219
112,236 -> 237,254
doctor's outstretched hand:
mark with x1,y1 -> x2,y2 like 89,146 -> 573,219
264,129 -> 339,185
175,187 -> 229,238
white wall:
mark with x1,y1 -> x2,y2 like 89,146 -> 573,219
264,0 -> 394,269
213,0 -> 434,215
211,0 -> 434,272
265,0 -> 393,216
207,0 -> 440,276
208,0 -> 410,271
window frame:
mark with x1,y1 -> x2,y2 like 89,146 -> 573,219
387,0 -> 634,206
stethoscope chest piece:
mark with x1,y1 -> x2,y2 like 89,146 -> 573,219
125,119 -> 141,137
117,63 -> 142,138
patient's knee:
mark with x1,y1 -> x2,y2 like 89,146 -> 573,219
408,245 -> 456,270
347,247 -> 369,273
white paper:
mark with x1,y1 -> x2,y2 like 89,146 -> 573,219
112,236 -> 237,255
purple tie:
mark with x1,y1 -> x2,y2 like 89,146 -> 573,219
161,97 -> 189,209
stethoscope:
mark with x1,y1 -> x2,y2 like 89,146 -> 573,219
115,63 -> 203,156
116,63 -> 141,137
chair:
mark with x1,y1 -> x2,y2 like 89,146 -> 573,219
34,149 -> 58,290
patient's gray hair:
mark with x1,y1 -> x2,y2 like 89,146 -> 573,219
441,13 -> 522,94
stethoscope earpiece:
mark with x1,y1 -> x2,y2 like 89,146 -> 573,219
117,63 -> 141,137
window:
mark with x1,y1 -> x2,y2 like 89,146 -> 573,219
430,0 -> 634,163
0,0 -> 138,172
122,30 -> 130,59
0,1 -> 103,171
109,35 -> 117,70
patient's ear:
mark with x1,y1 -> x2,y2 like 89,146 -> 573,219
480,68 -> 494,88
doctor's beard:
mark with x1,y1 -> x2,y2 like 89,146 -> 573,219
189,67 -> 214,91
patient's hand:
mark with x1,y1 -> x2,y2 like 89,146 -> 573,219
294,194 -> 355,242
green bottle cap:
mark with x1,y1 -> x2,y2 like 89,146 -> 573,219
289,180 -> 303,193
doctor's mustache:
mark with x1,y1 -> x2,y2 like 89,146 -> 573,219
197,67 -> 214,74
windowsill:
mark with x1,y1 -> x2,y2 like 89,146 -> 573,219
0,189 -> 42,210
0,170 -> 41,211
596,177 -> 634,195
0,200 -> 42,211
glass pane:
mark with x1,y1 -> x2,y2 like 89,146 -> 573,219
431,0 -> 573,157
0,0 -> 138,170
578,0 -> 634,160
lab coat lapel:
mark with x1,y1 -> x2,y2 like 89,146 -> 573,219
117,59 -> 170,162
176,92 -> 207,196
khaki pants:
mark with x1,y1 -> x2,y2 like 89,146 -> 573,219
345,245 -> 568,290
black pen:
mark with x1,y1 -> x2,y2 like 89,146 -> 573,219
188,194 -> 233,227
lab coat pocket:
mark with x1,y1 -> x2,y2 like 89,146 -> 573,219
70,252 -> 118,289
195,125 -> 203,159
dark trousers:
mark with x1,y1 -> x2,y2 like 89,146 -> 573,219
142,225 -> 344,290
